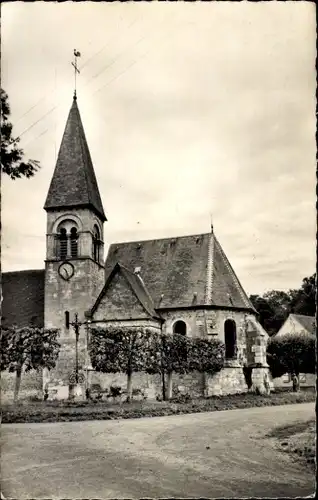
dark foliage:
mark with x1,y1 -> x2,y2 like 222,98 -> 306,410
1,89 -> 40,179
250,274 -> 316,336
267,334 -> 316,379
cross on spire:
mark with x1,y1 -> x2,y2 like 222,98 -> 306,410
71,49 -> 81,99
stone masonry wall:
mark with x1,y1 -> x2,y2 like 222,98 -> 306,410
1,368 -> 43,402
44,256 -> 104,398
93,272 -> 155,322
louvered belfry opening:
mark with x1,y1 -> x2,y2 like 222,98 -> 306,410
59,228 -> 68,260
70,227 -> 78,258
93,224 -> 100,262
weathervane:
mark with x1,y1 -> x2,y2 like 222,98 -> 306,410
72,49 -> 81,98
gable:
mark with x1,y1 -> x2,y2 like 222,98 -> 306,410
92,269 -> 155,321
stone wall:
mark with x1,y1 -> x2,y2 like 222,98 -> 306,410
1,368 -> 43,402
39,304 -> 269,400
160,308 -> 265,369
90,371 -> 162,401
206,367 -> 248,396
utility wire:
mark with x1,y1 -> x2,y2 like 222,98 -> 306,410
84,12 -> 169,90
12,11 -> 139,128
23,128 -> 50,149
92,13 -> 179,98
10,106 -> 58,145
80,14 -> 138,71
20,11 -> 179,148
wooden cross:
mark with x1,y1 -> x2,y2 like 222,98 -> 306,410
71,49 -> 81,98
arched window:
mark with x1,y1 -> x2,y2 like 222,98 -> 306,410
173,320 -> 187,336
59,228 -> 68,260
56,219 -> 79,260
173,320 -> 187,362
70,227 -> 78,258
92,225 -> 100,262
224,319 -> 237,359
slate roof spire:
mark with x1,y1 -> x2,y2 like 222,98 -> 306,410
44,95 -> 106,221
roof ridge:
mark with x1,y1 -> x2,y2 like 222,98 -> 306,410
291,313 -> 315,319
110,232 -> 211,247
2,269 -> 45,275
205,232 -> 214,304
214,236 -> 253,309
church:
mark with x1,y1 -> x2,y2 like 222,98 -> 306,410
2,94 -> 271,401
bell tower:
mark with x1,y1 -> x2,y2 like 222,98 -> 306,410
43,94 -> 106,393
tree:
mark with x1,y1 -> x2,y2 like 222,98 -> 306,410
145,333 -> 225,400
250,291 -> 291,335
289,274 -> 316,317
250,274 -> 316,336
1,89 -> 40,179
1,327 -> 60,401
266,334 -> 315,392
188,337 -> 225,374
89,327 -> 150,402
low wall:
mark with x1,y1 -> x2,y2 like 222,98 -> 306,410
273,373 -> 316,389
1,369 -> 43,403
206,367 -> 248,396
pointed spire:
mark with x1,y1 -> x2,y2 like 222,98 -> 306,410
44,96 -> 106,221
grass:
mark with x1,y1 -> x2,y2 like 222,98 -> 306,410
267,418 -> 316,471
1,387 -> 315,424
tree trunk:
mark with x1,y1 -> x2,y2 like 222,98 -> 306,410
166,371 -> 173,400
126,370 -> 133,402
161,370 -> 166,401
201,372 -> 207,397
14,364 -> 22,402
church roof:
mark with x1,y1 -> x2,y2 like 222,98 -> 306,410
104,232 -> 255,311
1,270 -> 45,328
44,96 -> 106,221
91,262 -> 161,320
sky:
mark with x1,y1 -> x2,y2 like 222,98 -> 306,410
1,1 -> 316,296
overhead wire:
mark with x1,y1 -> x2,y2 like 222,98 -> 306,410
92,12 -> 179,98
12,11 -> 139,130
79,12 -> 138,71
83,10 -> 175,92
19,10 -> 180,150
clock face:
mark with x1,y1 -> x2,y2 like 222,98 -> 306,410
58,262 -> 74,281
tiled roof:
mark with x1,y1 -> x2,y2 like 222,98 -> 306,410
91,262 -> 161,319
292,314 -> 315,334
1,270 -> 45,328
104,232 -> 255,311
44,96 -> 106,222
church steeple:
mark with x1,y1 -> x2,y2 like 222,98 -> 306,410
44,96 -> 106,222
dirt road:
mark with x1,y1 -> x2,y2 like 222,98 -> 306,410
1,402 -> 315,498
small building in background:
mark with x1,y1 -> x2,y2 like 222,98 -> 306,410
273,313 -> 316,388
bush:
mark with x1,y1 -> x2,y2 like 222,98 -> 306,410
109,385 -> 122,398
